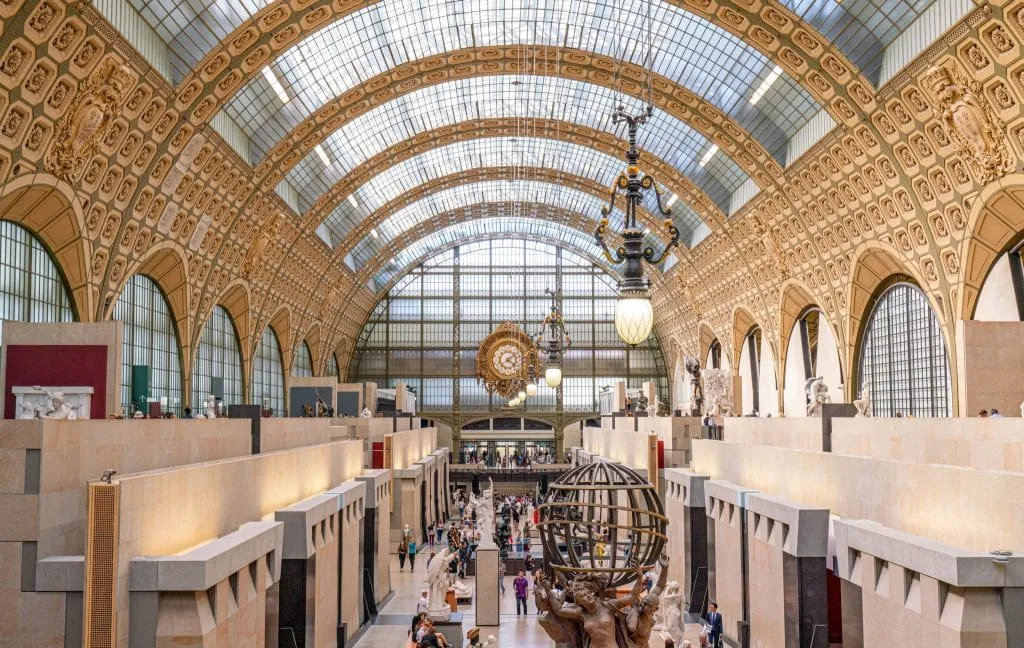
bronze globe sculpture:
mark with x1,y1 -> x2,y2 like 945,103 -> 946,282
537,460 -> 667,589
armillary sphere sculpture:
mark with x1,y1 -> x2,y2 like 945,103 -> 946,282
536,461 -> 670,648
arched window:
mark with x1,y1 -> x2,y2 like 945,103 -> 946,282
858,282 -> 951,417
326,352 -> 339,381
292,340 -> 313,377
783,308 -> 843,417
0,221 -> 74,339
705,339 -> 722,370
253,326 -> 285,416
113,275 -> 183,416
740,328 -> 762,415
192,306 -> 243,410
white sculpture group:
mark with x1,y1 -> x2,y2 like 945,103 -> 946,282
17,386 -> 77,420
653,580 -> 685,645
853,386 -> 872,418
468,479 -> 495,546
193,394 -> 218,419
805,377 -> 832,417
703,368 -> 733,425
425,546 -> 456,621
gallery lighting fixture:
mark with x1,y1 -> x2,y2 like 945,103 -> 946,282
261,66 -> 289,104
699,144 -> 718,168
315,144 -> 330,167
347,194 -> 359,208
535,289 -> 572,388
750,65 -> 784,106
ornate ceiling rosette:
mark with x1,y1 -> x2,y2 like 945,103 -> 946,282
475,322 -> 541,399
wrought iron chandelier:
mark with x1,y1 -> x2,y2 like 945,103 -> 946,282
535,289 -> 572,388
594,106 -> 680,346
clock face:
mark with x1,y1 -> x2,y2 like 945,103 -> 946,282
491,343 -> 524,377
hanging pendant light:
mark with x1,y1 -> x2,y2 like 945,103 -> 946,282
535,289 -> 571,389
526,382 -> 538,397
517,389 -> 527,401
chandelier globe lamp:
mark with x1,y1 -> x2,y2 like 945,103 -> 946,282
595,105 -> 680,346
535,289 -> 572,389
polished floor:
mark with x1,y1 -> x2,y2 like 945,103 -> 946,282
354,549 -> 703,647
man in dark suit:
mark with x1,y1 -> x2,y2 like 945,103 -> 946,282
704,602 -> 724,647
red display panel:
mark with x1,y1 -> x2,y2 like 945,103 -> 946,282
4,345 -> 108,419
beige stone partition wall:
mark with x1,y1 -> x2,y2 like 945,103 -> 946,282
705,480 -> 759,645
955,320 -> 1024,419
691,439 -> 1024,553
663,468 -> 710,613
356,469 -> 393,606
389,427 -> 438,471
582,425 -> 655,472
259,417 -> 354,454
835,519 -> 1020,648
722,416 -> 823,452
391,464 -> 424,553
109,440 -> 363,646
831,417 -> 1024,471
744,493 -> 829,648
327,480 -> 367,641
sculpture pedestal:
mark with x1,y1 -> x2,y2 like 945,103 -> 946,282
474,542 -> 500,626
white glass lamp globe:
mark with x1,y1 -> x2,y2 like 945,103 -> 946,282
545,365 -> 562,388
526,382 -> 538,397
614,295 -> 654,346
518,389 -> 527,400
508,397 -> 517,407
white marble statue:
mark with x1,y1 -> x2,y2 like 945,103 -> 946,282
470,479 -> 496,545
660,580 -> 685,646
703,368 -> 733,425
33,386 -> 77,420
425,546 -> 456,621
854,386 -> 872,418
805,377 -> 831,417
17,402 -> 38,419
203,394 -> 217,419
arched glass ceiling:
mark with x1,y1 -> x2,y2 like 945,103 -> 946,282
346,180 -> 668,271
320,136 -> 708,249
279,76 -> 747,214
370,216 -> 624,290
223,2 -> 820,163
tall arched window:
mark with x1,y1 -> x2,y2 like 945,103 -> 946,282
253,326 -> 285,416
705,339 -> 722,370
114,275 -> 183,416
326,352 -> 339,381
740,328 -> 763,415
292,340 -> 313,377
858,282 -> 951,417
192,306 -> 243,410
0,221 -> 74,340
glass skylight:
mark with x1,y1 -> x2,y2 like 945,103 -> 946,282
319,136 -> 708,249
347,180 -> 669,273
279,76 -> 747,215
370,216 -> 623,289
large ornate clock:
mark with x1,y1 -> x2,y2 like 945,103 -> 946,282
476,322 -> 541,398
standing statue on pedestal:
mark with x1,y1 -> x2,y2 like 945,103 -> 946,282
660,580 -> 685,645
471,479 -> 496,545
33,386 -> 77,420
425,546 -> 455,621
684,355 -> 704,415
853,386 -> 872,418
204,394 -> 218,419
805,377 -> 831,417
703,369 -> 733,426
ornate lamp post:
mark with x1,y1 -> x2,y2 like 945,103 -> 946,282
595,105 -> 680,346
535,289 -> 572,388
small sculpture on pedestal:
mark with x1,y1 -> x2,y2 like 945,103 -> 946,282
470,479 -> 495,545
425,546 -> 456,622
33,386 -> 76,420
805,377 -> 831,417
204,394 -> 218,419
854,386 -> 872,418
684,355 -> 704,415
660,580 -> 685,645
635,393 -> 649,414
704,369 -> 733,426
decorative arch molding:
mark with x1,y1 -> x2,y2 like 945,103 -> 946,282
845,241 -> 954,399
303,119 -> 727,237
303,322 -> 323,375
177,0 -> 871,132
777,279 -> 839,372
264,305 -> 294,371
111,242 -> 193,365
0,174 -> 93,321
958,174 -> 1024,320
731,306 -> 762,370
698,323 -> 723,368
199,280 -> 252,400
252,47 -> 781,195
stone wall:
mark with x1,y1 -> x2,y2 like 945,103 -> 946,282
722,416 -> 823,452
259,417 -> 353,454
956,320 -> 1024,418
